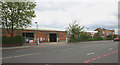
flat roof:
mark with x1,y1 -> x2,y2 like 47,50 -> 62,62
86,31 -> 98,33
23,27 -> 66,32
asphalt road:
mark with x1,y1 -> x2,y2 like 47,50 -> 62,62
2,40 -> 119,63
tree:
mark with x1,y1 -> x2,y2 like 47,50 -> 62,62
80,32 -> 86,39
2,2 -> 36,37
66,21 -> 84,38
96,30 -> 101,36
94,36 -> 103,40
114,34 -> 116,38
107,35 -> 113,40
80,32 -> 91,40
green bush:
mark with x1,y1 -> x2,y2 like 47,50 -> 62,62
114,35 -> 116,38
2,35 -> 23,44
87,35 -> 92,39
87,38 -> 95,41
69,38 -> 77,42
94,36 -> 103,40
103,38 -> 107,40
69,37 -> 82,42
69,38 -> 96,42
69,33 -> 104,42
71,34 -> 75,39
80,33 -> 87,40
106,35 -> 113,40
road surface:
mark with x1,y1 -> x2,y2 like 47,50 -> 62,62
2,40 -> 119,64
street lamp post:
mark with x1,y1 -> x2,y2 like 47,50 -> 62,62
35,22 -> 39,45
66,32 -> 68,43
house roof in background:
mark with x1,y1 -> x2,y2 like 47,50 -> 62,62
94,28 -> 115,32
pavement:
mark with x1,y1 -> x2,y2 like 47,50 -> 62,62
1,41 -> 66,50
1,40 -> 119,64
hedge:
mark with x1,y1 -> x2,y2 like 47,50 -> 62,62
2,35 -> 23,44
69,36 -> 103,42
93,36 -> 103,40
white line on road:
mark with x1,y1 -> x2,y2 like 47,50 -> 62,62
108,48 -> 113,50
86,52 -> 95,56
2,52 -> 42,59
1,46 -> 30,50
1,56 -> 13,59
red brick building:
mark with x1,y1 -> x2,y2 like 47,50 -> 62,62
95,28 -> 115,38
2,28 -> 66,43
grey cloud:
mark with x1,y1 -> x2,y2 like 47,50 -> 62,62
35,2 -> 80,11
32,1 -> 118,34
86,23 -> 118,31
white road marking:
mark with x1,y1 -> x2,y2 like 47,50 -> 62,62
108,48 -> 113,50
86,52 -> 95,56
1,56 -> 13,59
2,52 -> 42,59
1,46 -> 30,50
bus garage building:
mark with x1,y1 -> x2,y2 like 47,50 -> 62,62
2,28 -> 66,43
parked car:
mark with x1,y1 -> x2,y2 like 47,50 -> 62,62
113,38 -> 120,41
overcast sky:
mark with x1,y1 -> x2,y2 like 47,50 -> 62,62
31,0 -> 119,34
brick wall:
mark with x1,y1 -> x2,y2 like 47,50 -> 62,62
2,29 -> 23,37
2,29 -> 66,42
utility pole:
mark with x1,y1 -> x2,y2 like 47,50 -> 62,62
35,22 -> 39,45
25,32 -> 26,44
66,31 -> 68,43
